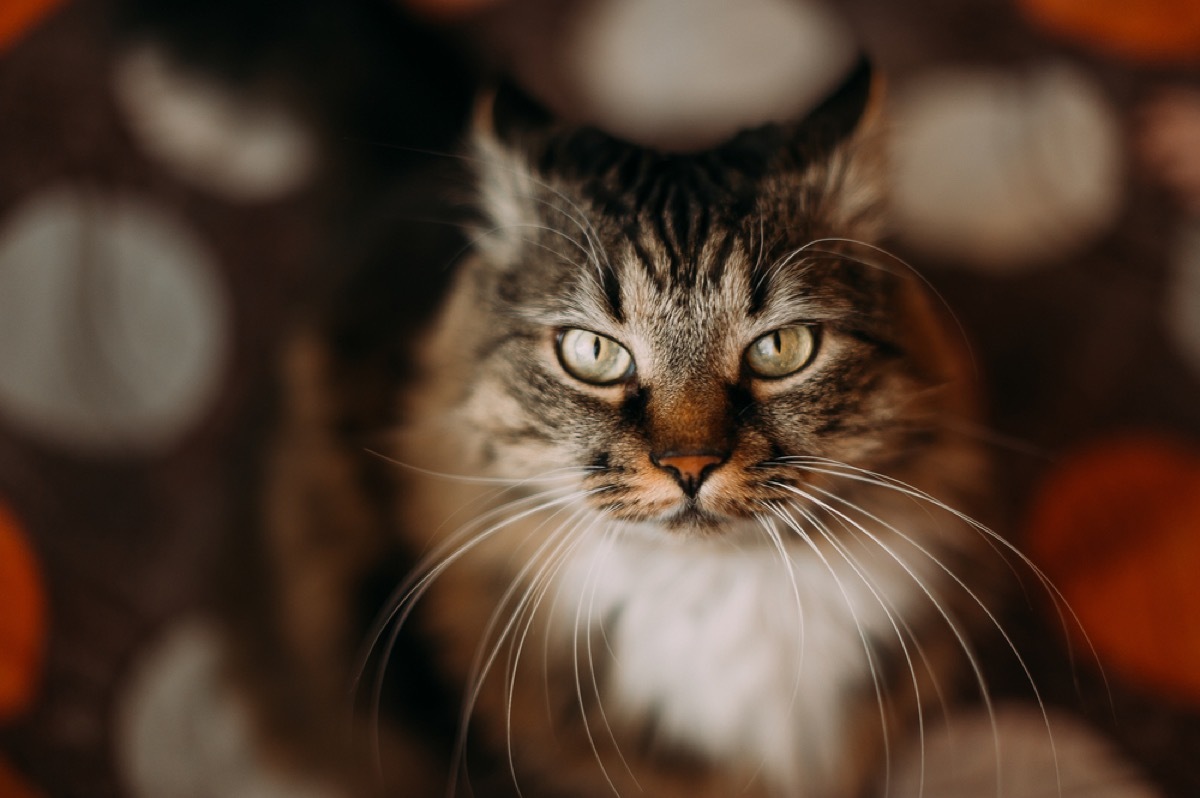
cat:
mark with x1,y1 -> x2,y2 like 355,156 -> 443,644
377,62 -> 1009,798
225,54 -> 1174,797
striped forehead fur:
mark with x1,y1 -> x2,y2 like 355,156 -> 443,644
473,119 -> 885,277
472,131 -> 888,358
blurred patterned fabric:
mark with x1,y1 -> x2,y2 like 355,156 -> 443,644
0,0 -> 1198,795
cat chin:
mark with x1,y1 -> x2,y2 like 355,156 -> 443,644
608,511 -> 766,544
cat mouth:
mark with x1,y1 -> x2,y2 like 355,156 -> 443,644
587,473 -> 777,533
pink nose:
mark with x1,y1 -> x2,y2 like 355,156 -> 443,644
651,452 -> 726,496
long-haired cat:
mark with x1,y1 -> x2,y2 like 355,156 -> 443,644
382,62 -> 1007,798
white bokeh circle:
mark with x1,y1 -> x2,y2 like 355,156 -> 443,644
0,187 -> 230,455
889,63 -> 1124,271
112,44 -> 317,203
116,621 -> 344,798
1168,219 -> 1200,374
566,0 -> 859,150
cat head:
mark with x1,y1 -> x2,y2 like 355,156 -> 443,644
422,63 -> 973,536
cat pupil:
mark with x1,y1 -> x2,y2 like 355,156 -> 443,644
593,336 -> 601,360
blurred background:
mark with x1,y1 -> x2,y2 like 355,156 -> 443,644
1,0 -> 1199,795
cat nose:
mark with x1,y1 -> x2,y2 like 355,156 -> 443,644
651,451 -> 728,497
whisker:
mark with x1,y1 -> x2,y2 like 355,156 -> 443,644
358,484 -> 572,682
572,523 -> 627,797
504,524 -> 589,764
778,458 -> 1026,586
584,525 -> 641,792
358,485 -> 580,668
782,480 -> 1008,792
794,238 -> 978,379
354,486 -> 598,780
384,133 -> 614,282
774,479 -> 1013,798
937,418 -> 1054,461
771,500 -> 935,798
753,245 -> 818,300
739,515 -> 804,793
366,449 -> 602,486
757,515 -> 808,702
467,217 -> 596,275
526,193 -> 612,281
480,509 -> 593,797
763,502 -> 894,795
450,504 -> 588,787
778,455 -> 1105,695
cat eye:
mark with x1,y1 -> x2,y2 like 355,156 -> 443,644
745,326 -> 817,378
556,329 -> 634,385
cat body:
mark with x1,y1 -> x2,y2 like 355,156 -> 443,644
394,66 -> 994,797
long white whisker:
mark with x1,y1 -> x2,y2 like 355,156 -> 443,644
764,503 -> 893,794
526,193 -> 611,282
774,499 -> 932,798
495,510 -> 594,796
475,219 -> 597,279
366,450 -> 602,486
450,501 -> 589,795
358,487 -> 595,780
584,525 -> 641,792
356,485 -> 581,688
776,480 -> 1012,798
938,418 -> 1054,461
376,140 -> 610,281
459,217 -> 593,275
781,459 -> 1026,588
757,515 -> 807,700
737,515 -> 805,794
572,522 -> 626,797
753,245 -> 818,300
780,455 -> 1105,701
505,527 -> 582,730
794,237 -> 977,377
360,484 -> 571,688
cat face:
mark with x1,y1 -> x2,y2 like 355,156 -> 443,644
431,66 -> 966,537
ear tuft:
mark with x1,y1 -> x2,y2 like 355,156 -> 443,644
473,78 -> 557,150
470,79 -> 560,265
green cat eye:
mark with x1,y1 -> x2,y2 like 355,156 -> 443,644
745,326 -> 817,378
557,329 -> 634,385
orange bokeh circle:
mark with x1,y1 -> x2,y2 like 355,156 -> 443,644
1019,0 -> 1200,65
0,500 -> 47,721
1026,436 -> 1200,704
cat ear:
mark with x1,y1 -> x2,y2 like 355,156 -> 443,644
471,79 -> 560,264
783,57 -> 886,237
791,57 -> 878,158
472,78 -> 560,155
710,57 -> 879,184
490,79 -> 558,147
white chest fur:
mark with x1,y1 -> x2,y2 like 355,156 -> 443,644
553,530 -> 932,794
